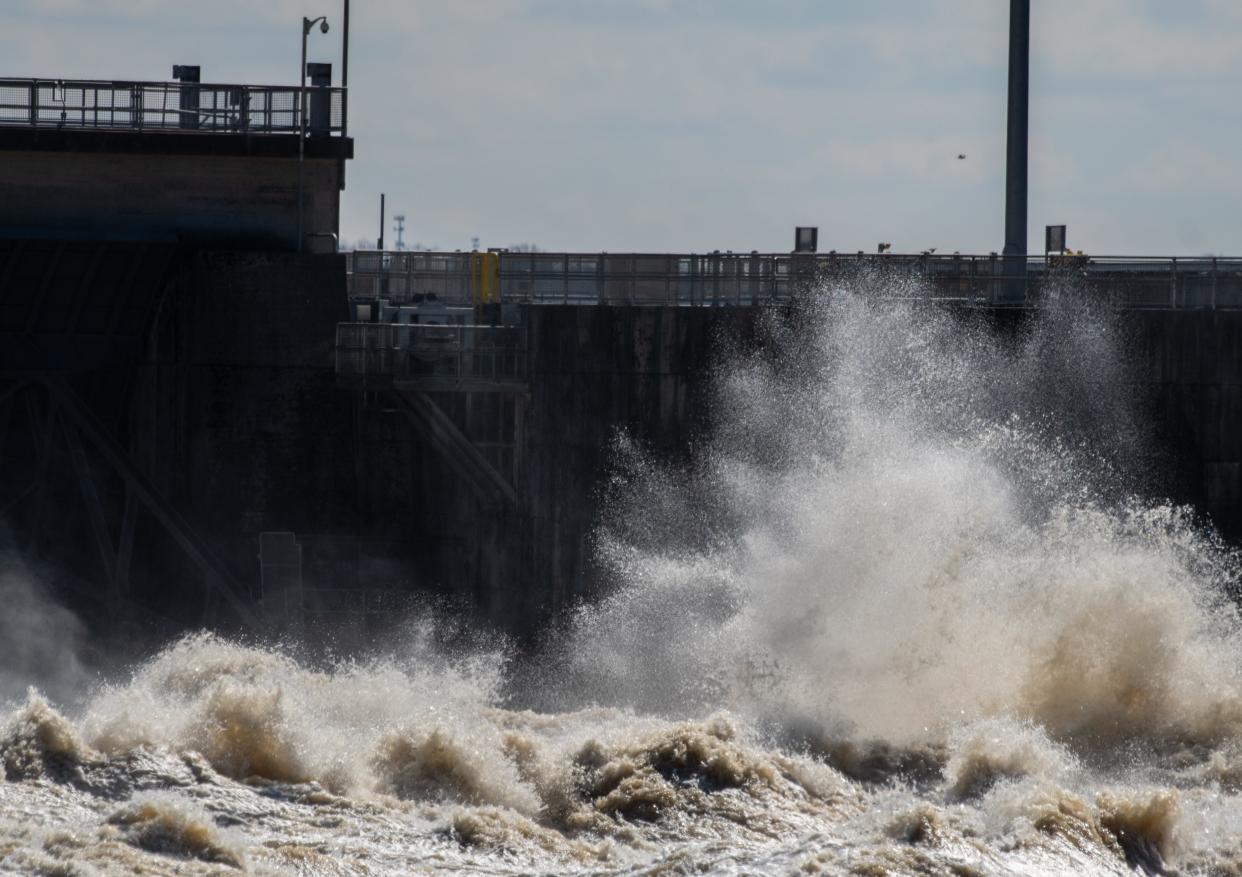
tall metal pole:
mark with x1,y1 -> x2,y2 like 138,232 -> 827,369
1002,0 -> 1030,303
378,193 -> 385,250
341,0 -> 350,137
298,21 -> 308,253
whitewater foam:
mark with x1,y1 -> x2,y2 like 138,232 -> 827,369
108,792 -> 246,868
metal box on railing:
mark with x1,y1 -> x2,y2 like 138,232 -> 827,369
306,63 -> 332,137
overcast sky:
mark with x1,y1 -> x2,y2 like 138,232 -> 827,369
7,1 -> 1242,255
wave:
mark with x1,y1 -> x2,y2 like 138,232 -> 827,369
2,634 -> 1241,874
548,291 -> 1242,761
108,793 -> 246,869
1,690 -> 97,782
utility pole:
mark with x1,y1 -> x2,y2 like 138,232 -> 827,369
1002,0 -> 1030,303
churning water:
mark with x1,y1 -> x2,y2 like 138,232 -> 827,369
4,275 -> 1242,875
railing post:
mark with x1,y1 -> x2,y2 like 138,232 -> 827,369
1212,257 -> 1218,310
130,83 -> 144,129
307,63 -> 332,137
173,65 -> 200,130
1170,257 -> 1178,309
28,80 -> 37,127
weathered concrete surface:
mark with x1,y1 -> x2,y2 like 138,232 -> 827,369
131,252 -> 356,597
128,301 -> 1242,634
519,306 -> 755,617
0,151 -> 343,250
1129,310 -> 1242,536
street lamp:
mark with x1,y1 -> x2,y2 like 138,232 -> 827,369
298,15 -> 330,253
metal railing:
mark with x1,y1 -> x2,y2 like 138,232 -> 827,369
345,251 -> 1242,309
0,78 -> 345,135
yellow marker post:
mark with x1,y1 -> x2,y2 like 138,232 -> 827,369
470,252 -> 499,306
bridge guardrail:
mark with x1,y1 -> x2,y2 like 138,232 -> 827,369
0,77 -> 344,135
345,252 -> 1242,309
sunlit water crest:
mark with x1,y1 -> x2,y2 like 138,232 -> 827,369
3,275 -> 1242,875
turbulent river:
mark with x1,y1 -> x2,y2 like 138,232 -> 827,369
4,280 -> 1242,875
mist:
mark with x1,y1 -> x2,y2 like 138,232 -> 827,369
0,560 -> 92,709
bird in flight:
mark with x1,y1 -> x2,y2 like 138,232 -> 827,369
957,154 -> 967,160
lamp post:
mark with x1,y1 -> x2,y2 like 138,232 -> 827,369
298,14 -> 330,253
341,0 -> 350,138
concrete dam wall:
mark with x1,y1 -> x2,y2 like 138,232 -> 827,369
1137,311 -> 1242,536
138,279 -> 1242,633
4,248 -> 1241,637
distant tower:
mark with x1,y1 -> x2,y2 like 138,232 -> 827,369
471,236 -> 480,252
393,214 -> 406,251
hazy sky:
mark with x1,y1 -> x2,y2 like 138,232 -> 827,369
7,1 -> 1242,255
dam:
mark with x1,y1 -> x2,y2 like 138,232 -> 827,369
9,1 -> 1242,866
1,73 -> 1241,640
